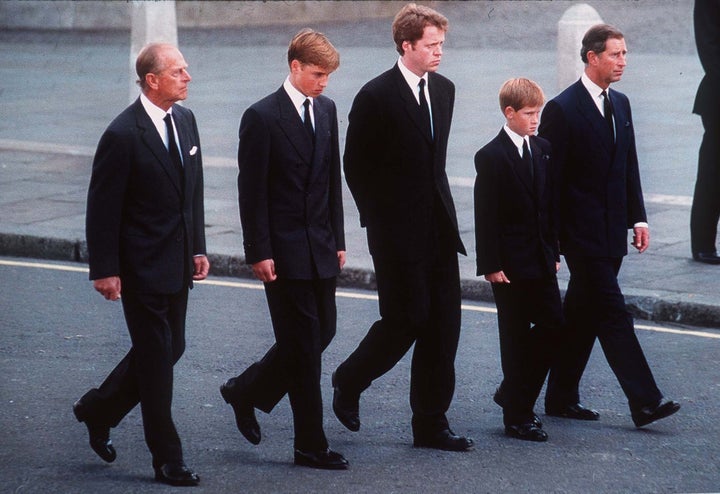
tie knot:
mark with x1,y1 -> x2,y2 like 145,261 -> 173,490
164,113 -> 172,124
303,98 -> 311,110
418,78 -> 426,90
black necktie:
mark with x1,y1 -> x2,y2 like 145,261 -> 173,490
303,98 -> 314,139
522,139 -> 534,182
418,78 -> 432,137
163,113 -> 184,177
601,90 -> 615,141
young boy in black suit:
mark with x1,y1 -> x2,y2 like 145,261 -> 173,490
474,78 -> 562,442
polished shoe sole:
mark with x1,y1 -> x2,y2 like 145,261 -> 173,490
331,372 -> 360,432
154,472 -> 200,486
504,427 -> 549,442
545,407 -> 600,421
219,384 -> 261,445
413,437 -> 475,452
294,453 -> 349,470
633,401 -> 681,427
73,400 -> 117,463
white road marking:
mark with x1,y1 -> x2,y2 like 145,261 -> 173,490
3,258 -> 717,339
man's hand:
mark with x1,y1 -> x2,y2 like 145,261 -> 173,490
337,250 -> 346,270
484,270 -> 510,284
93,276 -> 122,301
252,259 -> 277,283
633,226 -> 650,253
193,255 -> 210,281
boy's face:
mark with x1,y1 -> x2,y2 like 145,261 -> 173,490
289,60 -> 333,98
504,105 -> 542,137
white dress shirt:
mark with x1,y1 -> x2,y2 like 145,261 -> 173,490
283,77 -> 314,129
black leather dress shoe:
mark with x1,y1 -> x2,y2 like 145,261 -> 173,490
692,251 -> 720,264
294,448 -> 349,470
505,423 -> 549,442
632,399 -> 681,427
220,383 -> 260,445
72,400 -> 116,463
413,429 -> 474,451
493,388 -> 543,428
331,371 -> 360,432
546,402 -> 600,421
154,462 -> 200,486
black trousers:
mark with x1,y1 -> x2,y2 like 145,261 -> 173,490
545,256 -> 662,411
78,288 -> 189,467
691,113 -> 720,254
223,277 -> 337,451
492,277 -> 562,426
334,237 -> 461,434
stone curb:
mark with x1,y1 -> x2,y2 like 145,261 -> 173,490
2,231 -> 719,329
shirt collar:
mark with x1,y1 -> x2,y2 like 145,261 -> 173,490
398,57 -> 428,94
581,72 -> 609,100
283,77 -> 312,116
140,92 -> 170,122
503,124 -> 528,153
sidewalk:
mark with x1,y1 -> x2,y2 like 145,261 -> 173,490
2,144 -> 719,329
1,2 -> 719,328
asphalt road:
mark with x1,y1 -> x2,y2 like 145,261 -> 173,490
1,256 -> 718,493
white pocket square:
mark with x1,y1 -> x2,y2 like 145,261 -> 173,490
189,146 -> 198,156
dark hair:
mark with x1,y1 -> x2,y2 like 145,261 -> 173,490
392,3 -> 448,56
581,24 -> 624,63
287,28 -> 339,71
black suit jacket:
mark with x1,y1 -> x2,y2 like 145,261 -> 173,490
474,130 -> 558,280
539,80 -> 646,258
237,87 -> 345,280
344,64 -> 465,260
693,0 -> 720,117
86,98 -> 206,294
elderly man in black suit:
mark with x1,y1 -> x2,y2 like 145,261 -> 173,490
331,3 -> 473,452
73,43 -> 209,486
219,29 -> 347,470
539,24 -> 679,428
690,0 -> 720,264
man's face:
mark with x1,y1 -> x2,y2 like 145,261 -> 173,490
150,46 -> 191,109
589,37 -> 627,87
289,61 -> 332,98
505,105 -> 542,138
401,25 -> 445,76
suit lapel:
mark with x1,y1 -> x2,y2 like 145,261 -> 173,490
529,137 -> 545,199
573,81 -> 614,157
393,65 -> 433,145
134,100 -> 184,196
275,88 -> 314,165
173,106 -> 196,196
308,97 -> 330,183
499,130 -> 534,196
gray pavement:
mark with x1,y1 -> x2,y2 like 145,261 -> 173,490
1,1 -> 719,328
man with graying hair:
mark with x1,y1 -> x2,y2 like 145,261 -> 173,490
74,42 -> 208,487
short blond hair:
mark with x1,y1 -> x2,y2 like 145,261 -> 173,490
498,78 -> 545,112
287,28 -> 340,71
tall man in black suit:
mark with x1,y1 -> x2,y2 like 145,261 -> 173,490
474,78 -> 561,442
332,3 -> 473,452
74,43 -> 208,486
219,29 -> 348,470
539,24 -> 679,428
690,0 -> 720,264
